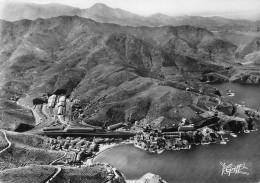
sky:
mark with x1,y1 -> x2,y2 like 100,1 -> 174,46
0,0 -> 260,18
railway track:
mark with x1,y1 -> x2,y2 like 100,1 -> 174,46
0,130 -> 11,154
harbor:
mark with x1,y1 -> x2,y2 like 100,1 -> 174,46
95,129 -> 260,182
94,82 -> 260,182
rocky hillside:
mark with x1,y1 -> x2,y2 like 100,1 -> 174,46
215,31 -> 260,61
0,16 -> 240,130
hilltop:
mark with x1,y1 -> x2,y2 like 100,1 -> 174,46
1,2 -> 260,31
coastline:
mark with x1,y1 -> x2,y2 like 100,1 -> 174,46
86,141 -> 134,165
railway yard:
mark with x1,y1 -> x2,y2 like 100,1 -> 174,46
2,86 -> 260,183
20,90 -> 258,156
2,86 -> 253,181
15,92 -> 136,168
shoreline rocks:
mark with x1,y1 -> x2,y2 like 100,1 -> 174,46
201,73 -> 229,83
127,173 -> 166,183
231,73 -> 260,84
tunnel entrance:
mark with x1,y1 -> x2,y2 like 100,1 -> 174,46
32,98 -> 47,105
15,123 -> 34,132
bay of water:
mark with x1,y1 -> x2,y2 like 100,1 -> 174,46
212,82 -> 260,110
95,83 -> 260,183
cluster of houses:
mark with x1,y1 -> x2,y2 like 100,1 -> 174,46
134,132 -> 165,153
134,131 -> 191,153
163,132 -> 190,150
46,136 -> 96,163
134,125 -> 224,153
46,136 -> 118,163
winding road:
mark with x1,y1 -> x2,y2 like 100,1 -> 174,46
45,166 -> 62,183
16,100 -> 42,125
45,151 -> 67,183
0,130 -> 11,154
50,151 -> 67,165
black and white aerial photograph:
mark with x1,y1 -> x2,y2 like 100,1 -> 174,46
0,0 -> 260,182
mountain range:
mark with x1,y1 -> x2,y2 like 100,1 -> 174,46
1,2 -> 260,31
1,2 -> 260,182
1,13 -> 260,131
0,2 -> 260,130
0,16 -> 216,129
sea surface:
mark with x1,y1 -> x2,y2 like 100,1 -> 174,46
212,82 -> 260,110
95,83 -> 260,183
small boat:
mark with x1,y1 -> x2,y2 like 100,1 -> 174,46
230,133 -> 237,137
220,141 -> 226,145
149,149 -> 156,153
157,149 -> 164,154
227,89 -> 233,93
218,131 -> 227,135
134,143 -> 144,150
201,142 -> 210,145
244,130 -> 250,133
226,92 -> 235,97
173,147 -> 180,150
182,145 -> 191,149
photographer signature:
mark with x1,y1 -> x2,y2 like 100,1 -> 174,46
220,162 -> 249,176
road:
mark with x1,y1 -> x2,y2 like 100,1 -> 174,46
36,104 -> 46,121
17,100 -> 42,125
50,151 -> 67,165
45,151 -> 67,183
42,104 -> 52,121
0,130 -> 11,154
45,166 -> 62,183
58,115 -> 67,125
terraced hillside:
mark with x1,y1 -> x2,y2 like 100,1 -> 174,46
0,130 -> 127,182
0,131 -> 69,170
0,164 -> 114,183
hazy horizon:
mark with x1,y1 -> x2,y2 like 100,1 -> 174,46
0,0 -> 260,20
